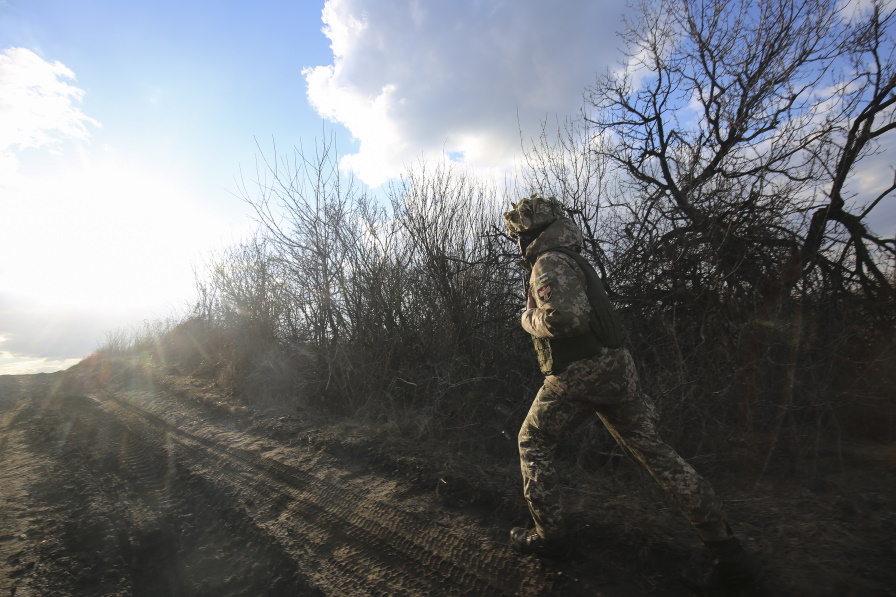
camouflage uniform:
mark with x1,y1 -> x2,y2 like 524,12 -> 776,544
506,197 -> 733,544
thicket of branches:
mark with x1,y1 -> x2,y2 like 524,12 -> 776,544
148,0 -> 894,474
168,142 -> 535,455
581,0 -> 896,471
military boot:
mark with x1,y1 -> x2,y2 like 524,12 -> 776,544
681,537 -> 766,596
509,527 -> 572,559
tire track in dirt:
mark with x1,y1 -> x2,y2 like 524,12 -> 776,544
2,378 -> 323,597
0,380 -> 47,595
92,388 -> 561,596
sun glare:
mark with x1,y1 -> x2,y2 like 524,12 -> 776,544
3,153 -> 224,314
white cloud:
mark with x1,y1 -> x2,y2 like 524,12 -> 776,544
0,301 -> 113,372
0,47 -> 99,181
0,352 -> 81,375
303,0 -> 629,187
848,151 -> 896,235
837,0 -> 896,23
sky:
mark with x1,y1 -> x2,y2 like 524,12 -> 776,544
0,0 -> 633,374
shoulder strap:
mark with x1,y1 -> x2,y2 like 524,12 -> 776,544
550,247 -> 624,349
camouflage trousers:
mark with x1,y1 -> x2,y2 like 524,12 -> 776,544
518,347 -> 733,543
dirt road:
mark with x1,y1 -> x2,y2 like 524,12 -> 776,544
0,369 -> 650,596
5,363 -> 895,596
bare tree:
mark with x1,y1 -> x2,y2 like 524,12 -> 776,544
587,0 -> 895,302
240,137 -> 360,356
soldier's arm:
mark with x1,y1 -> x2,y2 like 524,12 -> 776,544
521,252 -> 591,338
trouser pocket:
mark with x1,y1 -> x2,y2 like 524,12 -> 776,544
545,347 -> 638,405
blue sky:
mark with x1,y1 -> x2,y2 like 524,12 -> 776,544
0,0 -> 632,374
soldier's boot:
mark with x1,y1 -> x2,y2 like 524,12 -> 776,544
509,527 -> 572,560
681,537 -> 766,596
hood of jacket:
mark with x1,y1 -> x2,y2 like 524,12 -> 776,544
523,217 -> 583,264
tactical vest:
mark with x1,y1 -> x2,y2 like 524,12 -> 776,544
532,248 -> 624,375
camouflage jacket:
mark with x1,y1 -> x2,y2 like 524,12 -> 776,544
520,217 -> 591,340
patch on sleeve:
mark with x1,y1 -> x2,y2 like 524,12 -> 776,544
535,272 -> 553,302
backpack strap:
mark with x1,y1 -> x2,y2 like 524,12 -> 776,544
551,247 -> 624,349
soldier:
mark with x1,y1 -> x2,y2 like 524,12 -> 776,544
503,195 -> 764,594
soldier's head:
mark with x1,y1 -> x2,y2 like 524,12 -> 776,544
503,194 -> 566,253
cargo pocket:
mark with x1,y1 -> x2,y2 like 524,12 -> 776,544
547,348 -> 636,406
